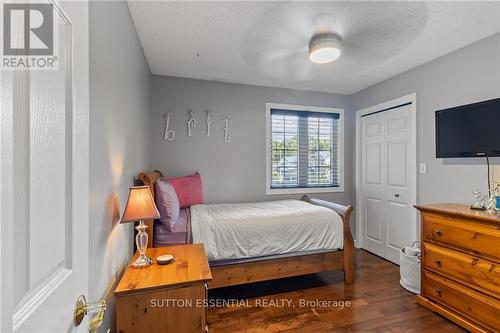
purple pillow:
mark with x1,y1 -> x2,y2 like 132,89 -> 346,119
155,178 -> 180,231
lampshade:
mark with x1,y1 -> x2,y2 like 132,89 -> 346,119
120,186 -> 160,223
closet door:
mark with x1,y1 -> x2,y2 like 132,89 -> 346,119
361,102 -> 416,264
384,105 -> 415,263
361,113 -> 386,258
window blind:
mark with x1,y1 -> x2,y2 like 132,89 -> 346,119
270,108 -> 340,189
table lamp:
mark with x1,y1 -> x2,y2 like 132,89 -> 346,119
121,186 -> 160,268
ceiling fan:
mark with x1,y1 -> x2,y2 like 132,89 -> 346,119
241,2 -> 428,80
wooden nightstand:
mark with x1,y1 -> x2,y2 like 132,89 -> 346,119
115,244 -> 212,333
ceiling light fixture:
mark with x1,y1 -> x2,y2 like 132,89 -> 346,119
308,33 -> 342,64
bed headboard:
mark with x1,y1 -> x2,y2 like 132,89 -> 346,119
137,170 -> 163,247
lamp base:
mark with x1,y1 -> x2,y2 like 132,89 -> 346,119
132,254 -> 152,268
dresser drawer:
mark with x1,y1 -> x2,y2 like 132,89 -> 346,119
422,271 -> 500,331
422,213 -> 500,262
423,242 -> 500,297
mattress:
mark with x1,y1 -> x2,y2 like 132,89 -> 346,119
154,208 -> 192,247
190,199 -> 344,261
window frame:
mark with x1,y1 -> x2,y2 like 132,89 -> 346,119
265,103 -> 344,195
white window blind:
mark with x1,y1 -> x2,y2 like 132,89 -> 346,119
270,108 -> 340,189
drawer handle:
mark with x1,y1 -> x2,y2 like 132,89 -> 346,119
434,229 -> 443,237
434,259 -> 442,267
435,288 -> 443,296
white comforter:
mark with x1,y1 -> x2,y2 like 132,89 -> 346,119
190,199 -> 344,261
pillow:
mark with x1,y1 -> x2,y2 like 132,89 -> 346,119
167,172 -> 203,209
155,178 -> 180,231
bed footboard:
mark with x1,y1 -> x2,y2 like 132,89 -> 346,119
301,195 -> 355,285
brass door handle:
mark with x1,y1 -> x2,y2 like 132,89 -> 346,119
74,295 -> 106,331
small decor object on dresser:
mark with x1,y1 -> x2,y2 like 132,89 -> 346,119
471,190 -> 488,210
156,254 -> 174,265
493,182 -> 500,211
415,204 -> 500,333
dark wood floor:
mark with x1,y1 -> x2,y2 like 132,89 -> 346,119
208,249 -> 466,332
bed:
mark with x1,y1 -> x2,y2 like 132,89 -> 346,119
138,171 -> 354,289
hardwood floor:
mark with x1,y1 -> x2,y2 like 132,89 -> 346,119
208,249 -> 466,333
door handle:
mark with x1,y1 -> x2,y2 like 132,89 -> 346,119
74,295 -> 106,331
394,193 -> 400,198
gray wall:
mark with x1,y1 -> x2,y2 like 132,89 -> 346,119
150,76 -> 354,207
89,1 -> 151,331
350,33 -> 500,205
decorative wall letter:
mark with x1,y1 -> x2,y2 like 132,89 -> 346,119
186,110 -> 196,136
163,112 -> 175,141
223,117 -> 231,143
161,110 -> 233,143
205,110 -> 212,137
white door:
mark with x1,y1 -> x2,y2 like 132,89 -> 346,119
361,112 -> 386,257
1,1 -> 90,332
359,96 -> 417,264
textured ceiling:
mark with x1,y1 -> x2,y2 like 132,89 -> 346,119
128,1 -> 500,95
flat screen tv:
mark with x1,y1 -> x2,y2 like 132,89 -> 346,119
435,97 -> 500,158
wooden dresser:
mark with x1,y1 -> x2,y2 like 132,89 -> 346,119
115,244 -> 212,333
415,204 -> 500,333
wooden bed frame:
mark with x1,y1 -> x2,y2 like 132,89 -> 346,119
137,171 -> 354,289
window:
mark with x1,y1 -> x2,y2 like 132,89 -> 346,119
266,103 -> 344,194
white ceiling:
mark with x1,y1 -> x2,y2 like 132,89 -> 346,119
128,1 -> 500,95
